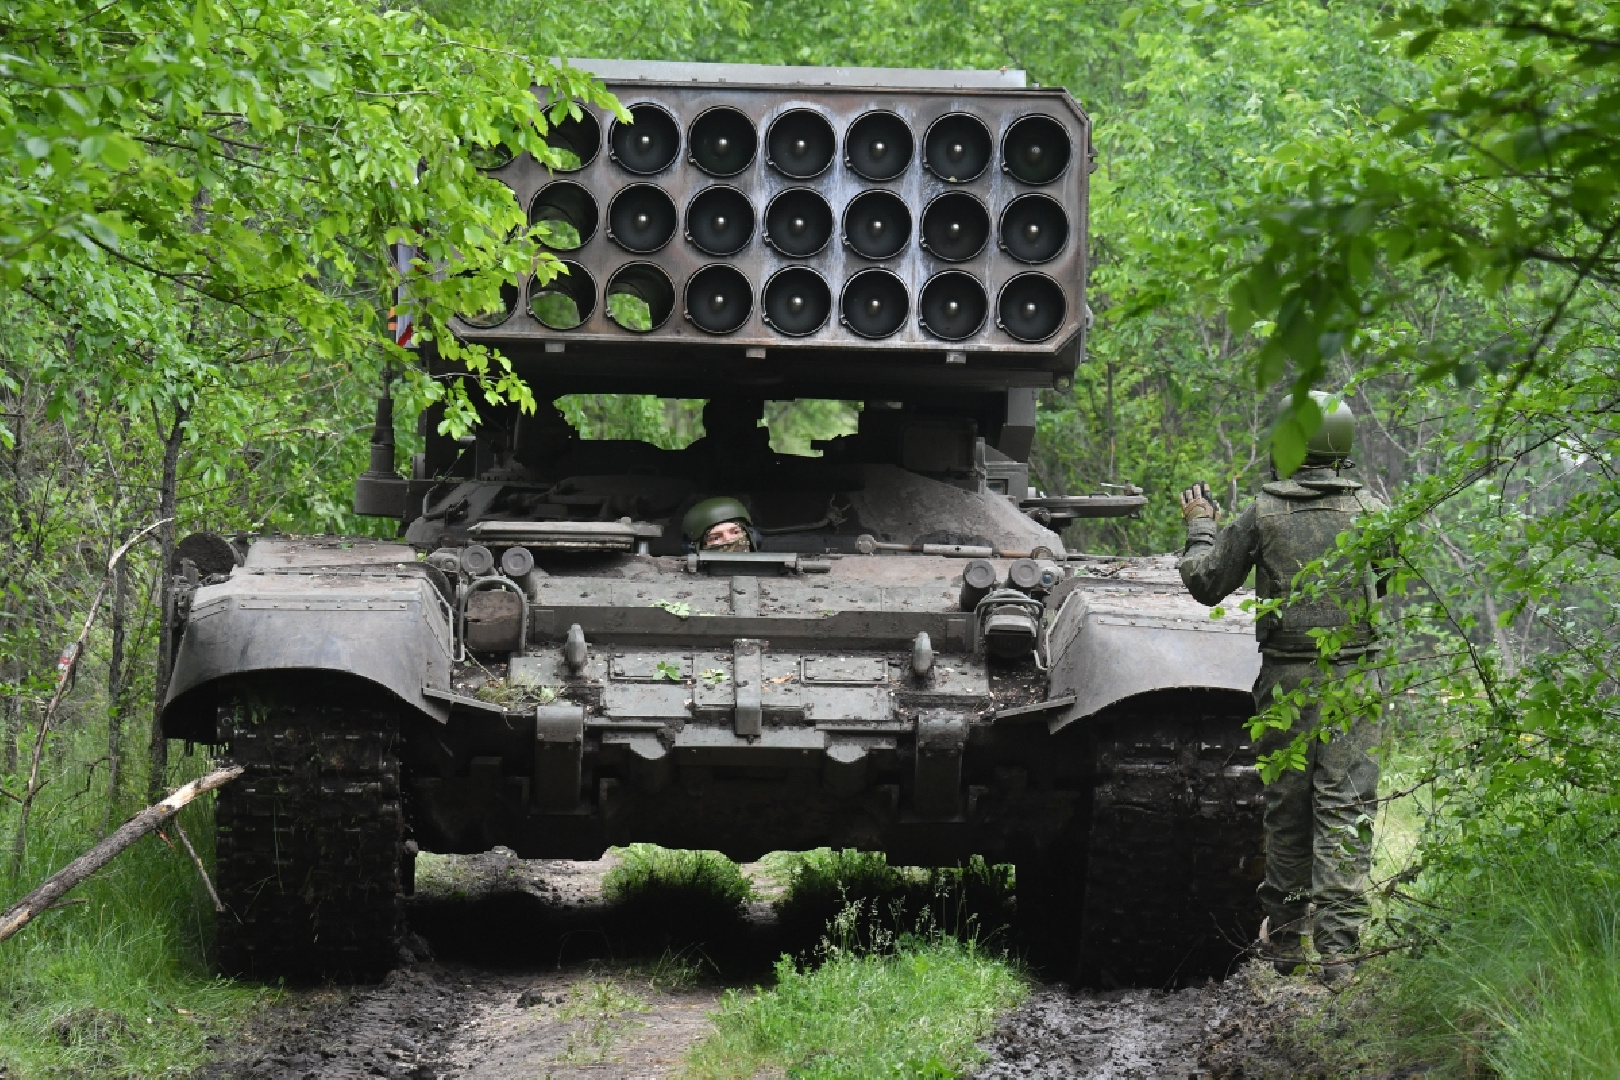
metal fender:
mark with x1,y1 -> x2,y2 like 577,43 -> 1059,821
160,567 -> 453,741
1044,587 -> 1261,732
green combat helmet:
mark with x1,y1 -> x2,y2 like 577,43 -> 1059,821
1304,390 -> 1355,466
682,496 -> 753,542
1274,390 -> 1355,475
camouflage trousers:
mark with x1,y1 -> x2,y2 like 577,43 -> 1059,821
1252,658 -> 1381,959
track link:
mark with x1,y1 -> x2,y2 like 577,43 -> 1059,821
1078,693 -> 1265,986
215,684 -> 403,979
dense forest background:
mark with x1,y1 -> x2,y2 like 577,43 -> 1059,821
3,0 -> 1619,1074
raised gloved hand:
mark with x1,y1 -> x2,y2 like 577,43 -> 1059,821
1179,481 -> 1220,523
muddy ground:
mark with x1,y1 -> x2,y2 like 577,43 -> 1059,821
199,852 -> 1353,1080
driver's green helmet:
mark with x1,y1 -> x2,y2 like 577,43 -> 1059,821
683,496 -> 752,541
1305,390 -> 1356,465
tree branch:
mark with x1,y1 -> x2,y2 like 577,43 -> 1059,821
0,765 -> 243,943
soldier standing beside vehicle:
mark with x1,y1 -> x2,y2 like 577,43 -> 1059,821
1176,391 -> 1388,982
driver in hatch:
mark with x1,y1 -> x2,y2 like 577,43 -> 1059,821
683,496 -> 757,553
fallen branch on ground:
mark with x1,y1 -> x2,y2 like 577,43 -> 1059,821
172,819 -> 224,913
0,764 -> 243,943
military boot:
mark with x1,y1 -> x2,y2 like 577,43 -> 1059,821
1314,913 -> 1362,984
1319,959 -> 1357,984
1261,925 -> 1307,976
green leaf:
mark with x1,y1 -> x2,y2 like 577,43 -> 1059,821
1271,416 -> 1307,477
1405,28 -> 1440,56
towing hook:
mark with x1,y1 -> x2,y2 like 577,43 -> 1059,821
564,623 -> 589,674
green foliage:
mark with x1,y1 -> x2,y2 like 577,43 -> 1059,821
769,849 -> 1015,956
765,400 -> 859,457
1325,824 -> 1620,1077
683,933 -> 1024,1080
558,396 -> 705,448
606,291 -> 655,332
0,738 -> 269,1077
0,2 -> 621,1069
1,0 -> 619,438
603,844 -> 755,915
552,395 -> 857,457
1220,2 -> 1620,417
416,0 -> 750,60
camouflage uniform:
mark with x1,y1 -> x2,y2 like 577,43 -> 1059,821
1178,466 -> 1385,960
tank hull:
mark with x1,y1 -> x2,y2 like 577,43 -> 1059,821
166,540 -> 1263,985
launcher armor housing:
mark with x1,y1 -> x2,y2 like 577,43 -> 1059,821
161,61 -> 1264,986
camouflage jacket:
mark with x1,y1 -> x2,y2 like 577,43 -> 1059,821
1179,469 -> 1388,658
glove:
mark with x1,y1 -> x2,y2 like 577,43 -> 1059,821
1179,481 -> 1220,523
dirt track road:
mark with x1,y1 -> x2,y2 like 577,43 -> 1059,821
199,852 -> 1332,1080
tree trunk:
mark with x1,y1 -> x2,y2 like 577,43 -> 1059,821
2,392 -> 23,777
103,543 -> 130,836
1,693 -> 17,777
147,406 -> 187,804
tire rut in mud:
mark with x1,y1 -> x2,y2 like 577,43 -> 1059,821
970,965 -> 1337,1079
195,964 -> 470,1080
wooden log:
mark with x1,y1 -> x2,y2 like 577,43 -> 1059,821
0,764 -> 243,943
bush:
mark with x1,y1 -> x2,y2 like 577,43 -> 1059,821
769,848 -> 1014,957
600,844 -> 754,949
603,844 -> 754,912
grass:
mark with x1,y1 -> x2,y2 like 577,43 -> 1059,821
601,844 -> 757,953
1282,741 -> 1620,1080
767,848 -> 1015,957
604,844 -> 756,912
558,977 -> 650,1063
601,846 -> 1026,1077
684,924 -> 1024,1079
1372,847 -> 1620,1078
0,744 -> 273,1078
679,851 -> 1025,1079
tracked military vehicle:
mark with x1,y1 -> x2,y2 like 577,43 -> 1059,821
159,61 -> 1264,987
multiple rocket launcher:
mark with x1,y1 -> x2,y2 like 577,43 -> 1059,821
452,61 -> 1092,394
